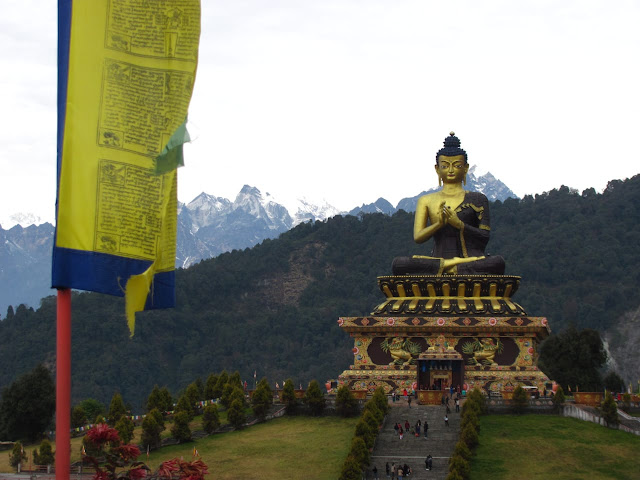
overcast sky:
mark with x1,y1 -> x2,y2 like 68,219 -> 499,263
2,1 -> 639,225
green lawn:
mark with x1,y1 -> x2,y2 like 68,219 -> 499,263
147,416 -> 358,480
1,415 -> 357,479
470,415 -> 640,480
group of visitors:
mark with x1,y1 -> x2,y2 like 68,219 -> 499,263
393,418 -> 430,439
385,461 -> 413,479
391,388 -> 418,404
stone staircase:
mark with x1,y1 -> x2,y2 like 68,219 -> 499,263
365,400 -> 461,480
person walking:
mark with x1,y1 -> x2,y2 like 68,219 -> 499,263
399,426 -> 404,440
444,414 -> 449,427
408,396 -> 412,408
416,421 -> 421,436
424,421 -> 429,438
392,463 -> 397,480
455,398 -> 460,412
373,465 -> 379,480
397,466 -> 404,480
425,455 -> 433,471
386,462 -> 391,479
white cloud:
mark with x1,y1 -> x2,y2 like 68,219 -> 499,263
3,0 -> 640,223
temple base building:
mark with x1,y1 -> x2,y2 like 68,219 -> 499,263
337,274 -> 551,400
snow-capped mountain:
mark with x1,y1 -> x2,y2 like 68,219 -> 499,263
290,197 -> 343,226
390,165 -> 518,214
176,186 -> 343,268
0,212 -> 50,229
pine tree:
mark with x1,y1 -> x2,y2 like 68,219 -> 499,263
9,442 -> 27,468
141,413 -> 163,450
107,392 -> 127,426
251,378 -> 273,421
227,398 -> 246,429
33,439 -> 54,466
282,379 -> 298,414
202,404 -> 220,434
205,373 -> 219,400
175,393 -> 195,421
335,385 -> 358,417
303,380 -> 325,416
171,411 -> 192,443
512,385 -> 529,414
115,415 -> 135,444
601,391 -> 619,427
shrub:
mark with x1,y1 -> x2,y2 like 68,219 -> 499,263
171,411 -> 192,443
205,374 -> 219,400
466,388 -> 487,413
363,401 -> 383,425
107,393 -> 127,426
349,436 -> 370,468
354,420 -> 374,449
512,385 -> 529,414
372,387 -> 389,416
460,410 -> 479,433
339,455 -> 362,480
213,371 -> 229,399
445,469 -> 465,480
601,391 -> 619,427
304,380 -> 326,416
362,410 -> 379,434
219,383 -> 235,410
9,442 -> 27,468
230,387 -> 246,409
453,440 -> 472,461
141,414 -> 163,450
460,423 -> 479,449
202,404 -> 220,434
227,398 -> 246,429
33,439 -> 54,466
461,398 -> 482,417
336,385 -> 358,417
115,415 -> 135,444
621,393 -> 631,413
175,394 -> 195,421
251,378 -> 273,421
282,379 -> 298,414
448,454 -> 470,479
552,386 -> 565,412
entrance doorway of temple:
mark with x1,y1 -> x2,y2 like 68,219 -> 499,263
416,350 -> 464,404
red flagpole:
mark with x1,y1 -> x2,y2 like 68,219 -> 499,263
56,288 -> 71,480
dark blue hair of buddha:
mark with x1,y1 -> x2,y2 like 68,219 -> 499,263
435,131 -> 468,163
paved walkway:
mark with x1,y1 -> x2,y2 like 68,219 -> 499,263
365,398 -> 462,480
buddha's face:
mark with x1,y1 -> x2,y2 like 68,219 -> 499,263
435,155 -> 468,185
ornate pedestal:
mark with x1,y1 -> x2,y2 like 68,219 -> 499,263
337,275 -> 551,396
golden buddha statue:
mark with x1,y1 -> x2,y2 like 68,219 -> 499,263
392,132 -> 505,275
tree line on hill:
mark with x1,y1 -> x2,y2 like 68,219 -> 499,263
0,175 -> 639,411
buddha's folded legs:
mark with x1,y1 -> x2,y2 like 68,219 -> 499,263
392,255 -> 505,276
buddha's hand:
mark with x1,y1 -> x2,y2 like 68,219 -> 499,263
434,201 -> 447,229
443,205 -> 464,230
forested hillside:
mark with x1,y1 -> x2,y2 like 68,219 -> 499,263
1,175 -> 638,411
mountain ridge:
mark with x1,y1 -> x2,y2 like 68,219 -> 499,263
0,166 -> 517,312
0,174 -> 638,412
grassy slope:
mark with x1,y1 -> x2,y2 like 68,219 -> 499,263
470,415 -> 640,480
1,416 -> 358,480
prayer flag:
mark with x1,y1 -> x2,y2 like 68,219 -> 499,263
53,0 -> 201,335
